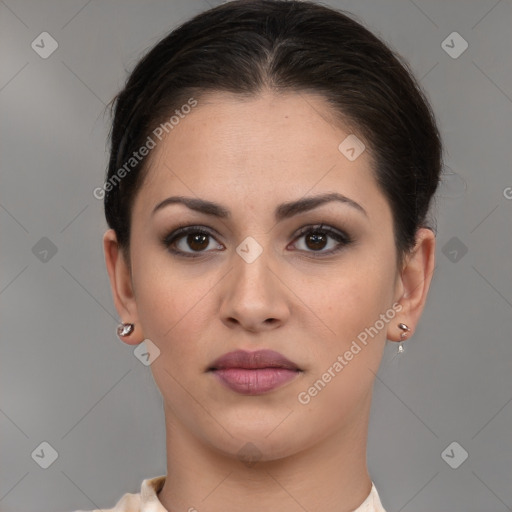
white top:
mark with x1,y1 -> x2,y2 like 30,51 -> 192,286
74,475 -> 387,512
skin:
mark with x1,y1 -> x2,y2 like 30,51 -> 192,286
104,90 -> 435,512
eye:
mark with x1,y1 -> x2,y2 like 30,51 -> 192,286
162,223 -> 352,259
162,226 -> 224,257
289,224 -> 352,256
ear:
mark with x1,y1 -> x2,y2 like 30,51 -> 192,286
103,229 -> 143,345
389,227 -> 436,342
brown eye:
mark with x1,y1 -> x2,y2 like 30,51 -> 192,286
291,224 -> 352,256
187,233 -> 209,251
304,231 -> 328,251
163,226 -> 224,257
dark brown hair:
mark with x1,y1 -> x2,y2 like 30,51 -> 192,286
104,0 -> 442,268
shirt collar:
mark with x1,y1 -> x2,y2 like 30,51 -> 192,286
139,476 -> 385,512
139,475 -> 167,511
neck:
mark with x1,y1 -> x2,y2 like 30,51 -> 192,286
157,402 -> 373,512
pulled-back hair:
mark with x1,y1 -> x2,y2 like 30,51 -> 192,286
104,0 -> 442,268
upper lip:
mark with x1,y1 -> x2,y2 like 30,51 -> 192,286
208,349 -> 300,371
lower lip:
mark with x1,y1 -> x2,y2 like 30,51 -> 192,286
211,368 -> 300,395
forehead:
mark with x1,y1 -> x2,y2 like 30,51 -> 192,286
133,90 -> 388,222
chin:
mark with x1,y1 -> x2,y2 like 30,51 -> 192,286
204,420 -> 314,463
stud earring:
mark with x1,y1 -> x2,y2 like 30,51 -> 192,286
397,322 -> 410,354
117,322 -> 134,338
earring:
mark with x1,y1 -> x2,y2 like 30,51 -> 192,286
117,322 -> 134,338
397,322 -> 410,353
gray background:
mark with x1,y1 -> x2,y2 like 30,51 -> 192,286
1,0 -> 511,511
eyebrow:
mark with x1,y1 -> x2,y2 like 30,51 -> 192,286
152,192 -> 367,221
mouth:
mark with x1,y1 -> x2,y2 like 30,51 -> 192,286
207,349 -> 302,395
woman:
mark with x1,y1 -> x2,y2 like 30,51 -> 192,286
84,0 -> 441,510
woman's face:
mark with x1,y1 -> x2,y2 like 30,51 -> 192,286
113,91 -> 407,460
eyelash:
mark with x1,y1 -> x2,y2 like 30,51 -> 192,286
162,223 -> 353,259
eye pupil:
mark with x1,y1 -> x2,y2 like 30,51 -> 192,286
188,233 -> 209,251
306,231 -> 327,251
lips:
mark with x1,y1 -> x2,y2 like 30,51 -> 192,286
208,349 -> 300,371
208,349 -> 301,395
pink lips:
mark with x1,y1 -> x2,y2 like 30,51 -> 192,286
208,349 -> 301,395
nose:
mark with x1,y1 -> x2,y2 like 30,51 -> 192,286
219,246 -> 291,333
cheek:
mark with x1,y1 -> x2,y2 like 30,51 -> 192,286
294,270 -> 393,423
300,253 -> 396,382
313,257 -> 394,332
130,250 -> 216,361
